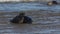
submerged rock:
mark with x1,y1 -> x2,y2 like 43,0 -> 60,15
47,1 -> 58,6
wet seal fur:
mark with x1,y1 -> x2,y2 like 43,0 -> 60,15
10,12 -> 32,24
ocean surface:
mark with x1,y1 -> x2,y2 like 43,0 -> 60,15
0,2 -> 60,34
0,2 -> 60,11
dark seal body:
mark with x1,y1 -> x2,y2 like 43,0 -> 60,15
10,15 -> 22,23
23,16 -> 32,24
10,16 -> 32,24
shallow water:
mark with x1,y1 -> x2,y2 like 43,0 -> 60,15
0,3 -> 60,34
